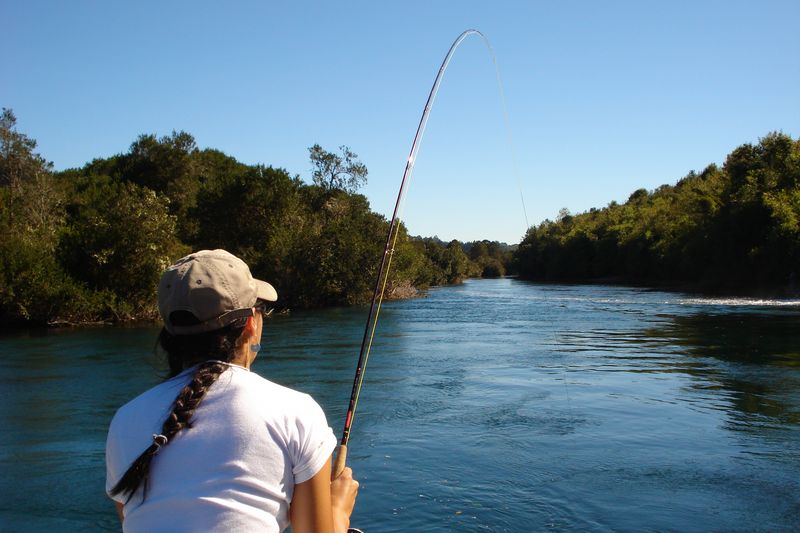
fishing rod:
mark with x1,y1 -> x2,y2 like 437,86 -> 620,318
333,29 -> 500,478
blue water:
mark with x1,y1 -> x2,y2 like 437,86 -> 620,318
1,279 -> 799,531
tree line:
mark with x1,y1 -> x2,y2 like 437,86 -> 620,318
8,107 -> 787,327
513,132 -> 800,294
0,109 -> 512,327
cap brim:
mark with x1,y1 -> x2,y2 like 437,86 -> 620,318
255,279 -> 278,302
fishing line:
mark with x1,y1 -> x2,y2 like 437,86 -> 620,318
333,29 -> 529,478
548,303 -> 574,427
482,37 -> 529,229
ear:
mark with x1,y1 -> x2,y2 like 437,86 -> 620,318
244,315 -> 258,336
235,315 -> 257,347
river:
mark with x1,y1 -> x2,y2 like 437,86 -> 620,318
1,279 -> 799,531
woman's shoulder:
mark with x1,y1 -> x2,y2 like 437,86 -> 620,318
108,373 -> 189,436
229,365 -> 316,405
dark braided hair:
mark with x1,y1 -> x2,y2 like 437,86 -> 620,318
109,311 -> 248,502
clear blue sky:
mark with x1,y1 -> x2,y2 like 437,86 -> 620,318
3,1 -> 799,244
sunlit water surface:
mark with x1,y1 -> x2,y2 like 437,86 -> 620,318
1,279 -> 799,531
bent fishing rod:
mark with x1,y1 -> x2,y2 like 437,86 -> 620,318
333,29 -> 494,478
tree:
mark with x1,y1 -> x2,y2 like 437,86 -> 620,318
512,133 -> 800,292
111,131 -> 200,239
0,109 -> 63,244
59,175 -> 187,316
288,189 -> 385,306
192,164 -> 307,298
0,108 -> 52,191
0,109 -> 81,325
436,240 -> 470,284
308,144 -> 368,193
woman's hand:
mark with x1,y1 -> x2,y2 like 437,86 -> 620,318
331,466 -> 359,532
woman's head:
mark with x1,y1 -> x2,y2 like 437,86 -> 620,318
157,250 -> 277,374
158,249 -> 277,335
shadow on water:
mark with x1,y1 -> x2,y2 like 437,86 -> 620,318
648,311 -> 800,366
643,311 -> 800,426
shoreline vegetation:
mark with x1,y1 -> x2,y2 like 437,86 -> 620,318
514,132 -> 800,298
0,109 -> 513,328
2,108 -> 797,328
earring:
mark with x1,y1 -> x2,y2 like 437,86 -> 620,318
250,343 -> 261,353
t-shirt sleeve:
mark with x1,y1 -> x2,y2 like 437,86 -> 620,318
105,414 -> 127,503
290,394 -> 337,484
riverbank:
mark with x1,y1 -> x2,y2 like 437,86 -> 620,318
0,278 -> 427,331
516,275 -> 800,300
7,271 -> 799,332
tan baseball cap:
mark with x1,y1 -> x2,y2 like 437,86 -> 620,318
158,249 -> 278,335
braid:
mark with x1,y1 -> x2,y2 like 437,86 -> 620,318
162,362 -> 227,436
111,312 -> 248,502
110,362 -> 228,502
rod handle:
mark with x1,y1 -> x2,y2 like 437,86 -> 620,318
332,444 -> 348,480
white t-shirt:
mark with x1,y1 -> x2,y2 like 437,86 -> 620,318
106,363 -> 337,533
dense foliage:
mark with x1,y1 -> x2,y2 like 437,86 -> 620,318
0,110 -> 510,326
513,132 -> 800,293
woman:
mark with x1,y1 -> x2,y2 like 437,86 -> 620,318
105,249 -> 359,532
